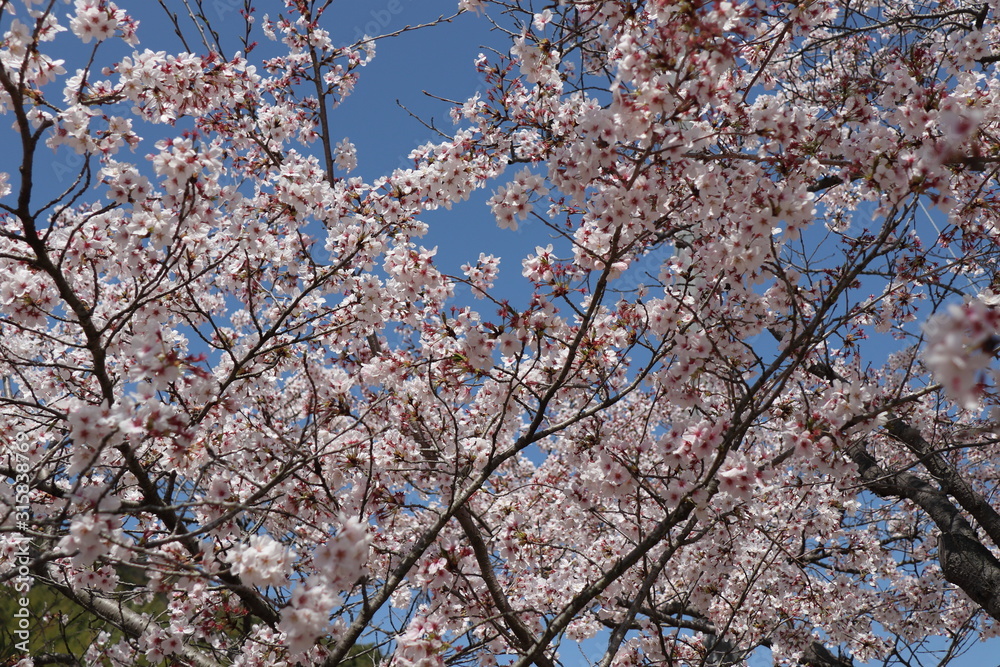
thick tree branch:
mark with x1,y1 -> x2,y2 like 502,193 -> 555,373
455,506 -> 555,667
846,440 -> 1000,620
886,418 -> 1000,551
35,563 -> 221,667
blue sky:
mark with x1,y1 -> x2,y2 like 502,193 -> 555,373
5,0 -> 1000,664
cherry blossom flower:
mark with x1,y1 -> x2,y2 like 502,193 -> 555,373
487,167 -> 548,230
334,138 -> 358,173
923,293 -> 1000,410
225,535 -> 295,589
69,0 -> 120,43
278,582 -> 339,655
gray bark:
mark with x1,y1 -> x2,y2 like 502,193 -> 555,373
847,438 -> 1000,620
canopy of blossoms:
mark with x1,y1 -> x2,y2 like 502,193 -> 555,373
3,0 -> 1000,666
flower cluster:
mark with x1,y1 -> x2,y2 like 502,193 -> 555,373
69,0 -> 125,44
131,331 -> 185,390
461,253 -> 501,298
334,138 -> 358,173
312,516 -> 371,592
487,167 -> 548,230
923,293 -> 1000,410
278,582 -> 339,655
57,507 -> 122,567
225,535 -> 295,589
390,617 -> 447,667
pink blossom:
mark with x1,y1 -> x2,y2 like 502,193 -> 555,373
923,294 -> 1000,410
69,0 -> 119,43
225,535 -> 294,589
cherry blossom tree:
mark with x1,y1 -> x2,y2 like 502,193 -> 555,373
3,0 -> 1000,665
